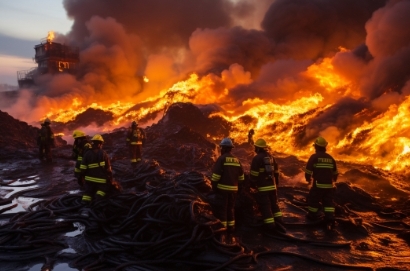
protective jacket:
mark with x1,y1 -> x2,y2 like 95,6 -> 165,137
80,148 -> 113,184
211,152 -> 245,191
74,141 -> 91,176
126,127 -> 145,145
303,150 -> 338,188
250,150 -> 279,190
38,124 -> 55,146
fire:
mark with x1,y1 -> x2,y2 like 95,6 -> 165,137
37,49 -> 410,174
47,31 -> 55,43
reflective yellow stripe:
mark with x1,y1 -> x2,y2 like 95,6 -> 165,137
315,163 -> 334,169
82,195 -> 91,201
131,159 -> 137,162
80,165 -> 87,169
258,185 -> 276,192
85,176 -> 107,183
223,163 -> 241,166
227,221 -> 235,226
211,173 -> 221,181
259,168 -> 265,172
77,156 -> 83,161
217,184 -> 237,191
221,221 -> 227,227
324,207 -> 335,212
303,168 -> 313,174
74,168 -> 81,172
316,181 -> 334,188
264,218 -> 274,224
88,162 -> 106,168
131,141 -> 142,145
273,212 -> 282,217
238,174 -> 244,181
308,206 -> 318,212
96,190 -> 106,197
250,170 -> 259,176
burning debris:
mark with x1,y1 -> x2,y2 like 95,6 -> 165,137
1,102 -> 410,270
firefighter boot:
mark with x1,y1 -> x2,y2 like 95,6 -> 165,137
216,231 -> 227,244
227,226 -> 236,244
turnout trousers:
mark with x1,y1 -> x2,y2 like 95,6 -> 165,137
214,190 -> 237,230
307,185 -> 335,221
256,190 -> 282,225
39,143 -> 52,162
81,181 -> 108,204
130,144 -> 142,164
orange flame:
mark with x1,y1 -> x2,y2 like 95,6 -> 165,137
47,31 -> 55,42
40,48 -> 410,175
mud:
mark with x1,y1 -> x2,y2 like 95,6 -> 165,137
0,103 -> 410,271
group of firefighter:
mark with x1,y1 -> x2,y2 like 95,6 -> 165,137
37,118 -> 338,239
212,133 -> 338,243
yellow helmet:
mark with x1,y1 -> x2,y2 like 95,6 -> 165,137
254,138 -> 267,148
314,136 -> 328,147
91,134 -> 104,142
72,130 -> 86,138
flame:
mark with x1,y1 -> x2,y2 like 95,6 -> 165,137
47,31 -> 55,42
37,47 -> 410,174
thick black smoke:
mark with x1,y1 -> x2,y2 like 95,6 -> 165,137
63,0 -> 239,51
261,0 -> 387,59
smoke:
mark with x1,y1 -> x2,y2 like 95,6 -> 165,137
63,0 -> 237,51
261,0 -> 387,59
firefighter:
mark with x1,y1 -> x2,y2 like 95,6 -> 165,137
126,120 -> 146,166
37,118 -> 55,162
79,134 -> 113,217
248,129 -> 255,145
72,130 -> 91,187
211,138 -> 245,244
250,138 -> 286,233
303,136 -> 338,230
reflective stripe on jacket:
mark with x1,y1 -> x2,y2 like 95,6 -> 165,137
250,150 -> 279,192
303,150 -> 338,188
80,148 -> 112,183
211,152 -> 244,192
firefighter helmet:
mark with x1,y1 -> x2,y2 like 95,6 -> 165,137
73,130 -> 86,138
132,121 -> 137,127
254,138 -> 268,148
314,136 -> 328,147
91,134 -> 104,142
44,118 -> 51,124
220,138 -> 234,148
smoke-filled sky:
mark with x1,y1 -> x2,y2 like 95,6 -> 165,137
0,0 -> 72,87
1,0 -> 410,171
